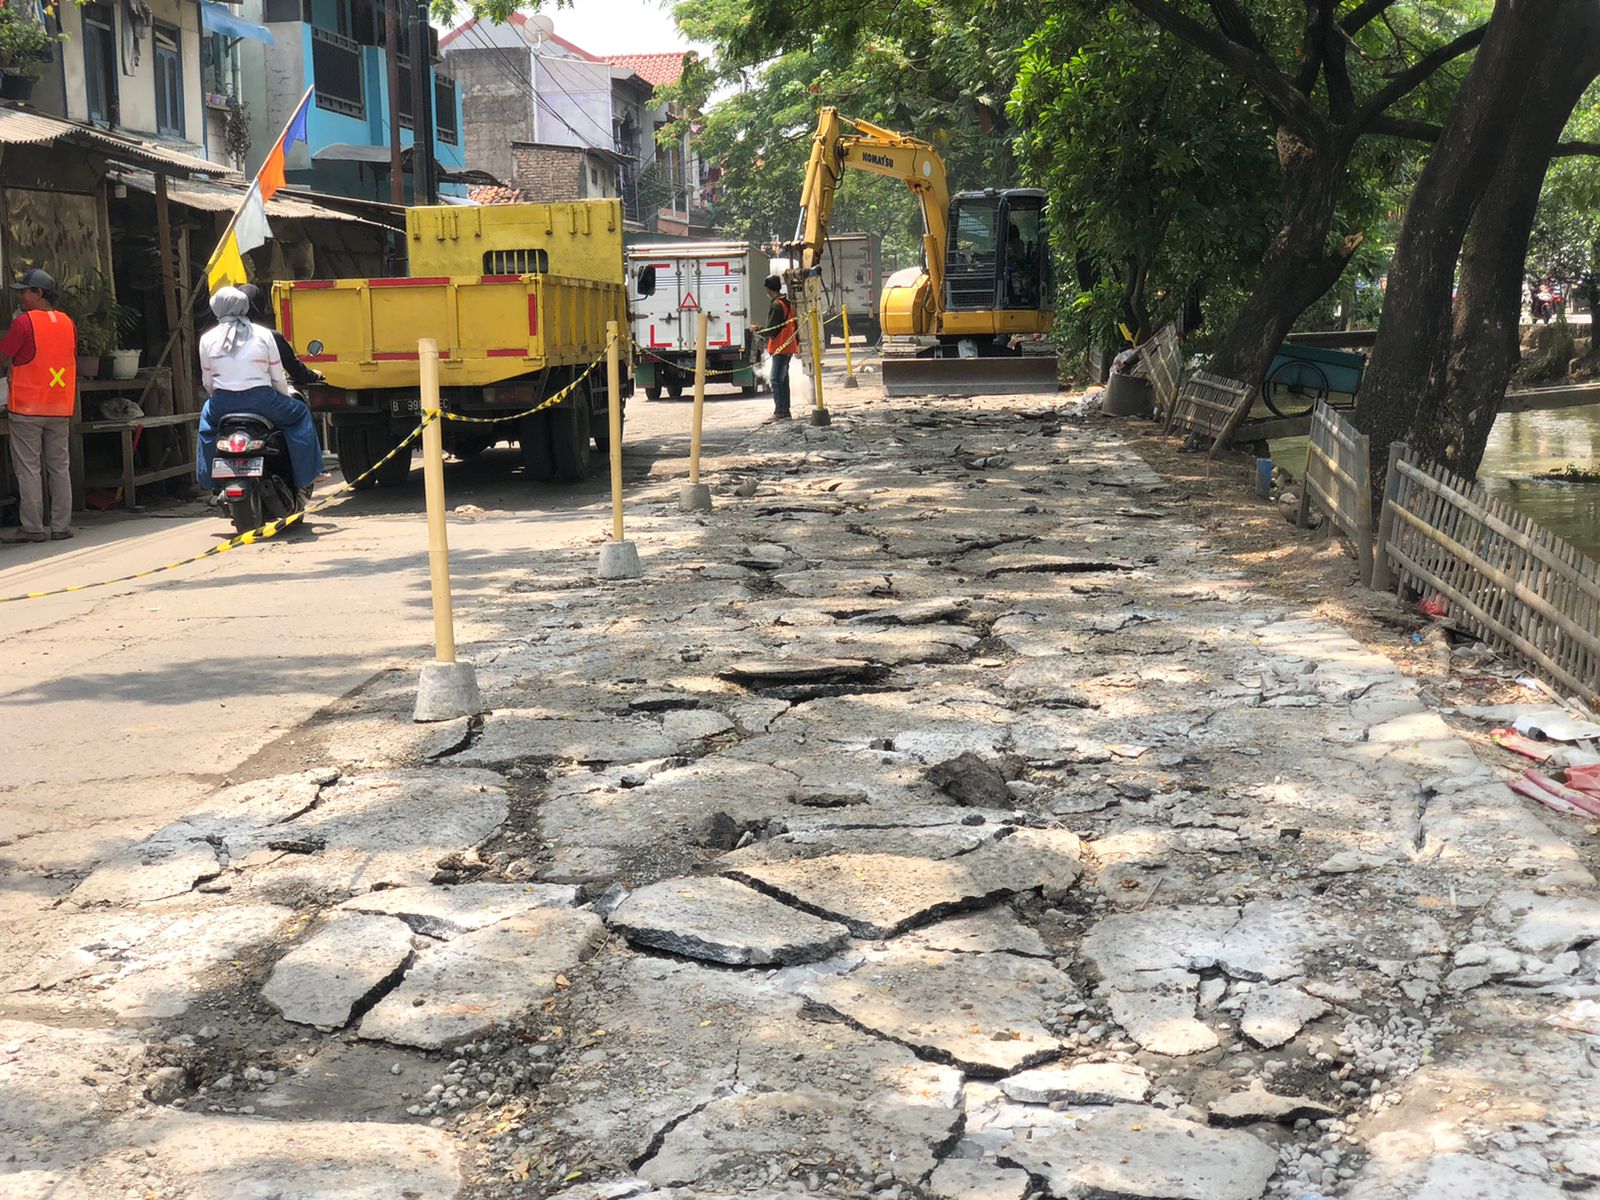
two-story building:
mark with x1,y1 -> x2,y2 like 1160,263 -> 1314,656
235,0 -> 464,201
441,16 -> 713,235
33,0 -> 256,170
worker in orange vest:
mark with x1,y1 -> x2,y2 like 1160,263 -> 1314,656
764,275 -> 797,420
0,269 -> 76,543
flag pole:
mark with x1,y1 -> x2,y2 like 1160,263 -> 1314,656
202,85 -> 315,281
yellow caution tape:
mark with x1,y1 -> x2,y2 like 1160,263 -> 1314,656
441,355 -> 606,425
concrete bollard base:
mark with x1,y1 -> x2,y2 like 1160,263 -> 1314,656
679,482 -> 713,512
843,376 -> 859,389
598,539 -> 643,579
414,660 -> 483,722
810,407 -> 833,427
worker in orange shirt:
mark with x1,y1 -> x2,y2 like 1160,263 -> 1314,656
1,269 -> 76,543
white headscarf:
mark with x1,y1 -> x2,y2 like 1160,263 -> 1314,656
210,287 -> 253,357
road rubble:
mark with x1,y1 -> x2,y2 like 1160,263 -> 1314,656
5,381 -> 1600,1199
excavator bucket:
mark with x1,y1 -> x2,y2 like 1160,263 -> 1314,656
880,354 -> 1061,398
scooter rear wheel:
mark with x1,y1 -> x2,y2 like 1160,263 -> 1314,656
228,484 -> 265,536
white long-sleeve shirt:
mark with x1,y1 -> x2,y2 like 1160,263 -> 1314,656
199,321 -> 292,395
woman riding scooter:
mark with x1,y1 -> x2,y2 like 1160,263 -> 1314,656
195,287 -> 323,502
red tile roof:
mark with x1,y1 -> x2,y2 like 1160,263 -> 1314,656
602,53 -> 691,87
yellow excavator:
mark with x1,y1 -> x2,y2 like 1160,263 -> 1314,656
784,108 -> 1057,396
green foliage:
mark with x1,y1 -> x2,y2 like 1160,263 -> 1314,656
669,0 -> 1028,268
0,1 -> 64,77
57,268 -> 138,357
1530,82 -> 1600,287
1009,5 -> 1280,349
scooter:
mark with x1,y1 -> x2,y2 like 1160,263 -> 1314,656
210,409 -> 306,536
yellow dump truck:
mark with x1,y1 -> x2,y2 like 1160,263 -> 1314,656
273,201 -> 630,485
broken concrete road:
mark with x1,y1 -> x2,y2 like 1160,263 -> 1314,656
7,383 -> 1600,1199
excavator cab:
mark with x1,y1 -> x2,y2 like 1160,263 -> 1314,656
944,189 -> 1051,315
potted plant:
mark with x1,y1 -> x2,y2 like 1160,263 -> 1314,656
0,4 -> 63,103
57,269 -> 139,379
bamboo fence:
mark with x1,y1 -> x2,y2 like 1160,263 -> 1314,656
1298,401 -> 1375,585
1374,447 -> 1600,701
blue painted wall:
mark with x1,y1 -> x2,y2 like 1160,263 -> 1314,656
295,22 -> 466,200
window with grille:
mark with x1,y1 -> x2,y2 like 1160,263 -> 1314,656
484,249 -> 549,275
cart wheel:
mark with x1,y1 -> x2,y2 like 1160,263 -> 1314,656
1264,359 -> 1331,419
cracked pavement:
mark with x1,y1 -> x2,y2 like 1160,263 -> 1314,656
5,374 -> 1600,1200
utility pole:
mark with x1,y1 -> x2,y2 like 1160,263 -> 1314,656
408,0 -> 437,206
385,0 -> 404,206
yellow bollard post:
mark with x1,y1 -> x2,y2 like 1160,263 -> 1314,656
808,305 -> 831,427
598,319 -> 643,578
680,310 -> 713,512
841,306 -> 858,389
413,336 -> 482,721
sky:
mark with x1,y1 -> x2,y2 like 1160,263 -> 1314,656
534,0 -> 707,57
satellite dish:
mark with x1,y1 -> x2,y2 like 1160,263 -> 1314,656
525,12 -> 553,46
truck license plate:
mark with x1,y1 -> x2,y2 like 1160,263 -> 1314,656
213,457 -> 264,478
391,397 -> 421,417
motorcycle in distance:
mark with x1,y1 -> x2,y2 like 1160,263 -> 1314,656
209,402 -> 308,536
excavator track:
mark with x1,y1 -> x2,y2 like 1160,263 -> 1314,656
880,345 -> 1061,398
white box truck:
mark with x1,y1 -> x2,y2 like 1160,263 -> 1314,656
627,242 -> 765,399
817,233 -> 882,346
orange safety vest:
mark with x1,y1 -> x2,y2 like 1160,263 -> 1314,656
10,309 -> 77,418
766,298 -> 797,357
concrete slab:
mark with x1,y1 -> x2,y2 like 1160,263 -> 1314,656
262,912 -> 416,1031
637,1089 -> 963,1190
606,876 -> 851,965
1000,1061 -> 1151,1105
130,1113 -> 461,1198
339,882 -> 580,937
1240,983 -> 1328,1048
358,907 -> 604,1049
1001,1105 -> 1278,1200
799,945 -> 1073,1077
453,714 -> 676,767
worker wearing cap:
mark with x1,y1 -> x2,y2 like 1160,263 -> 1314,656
764,275 -> 797,420
0,268 -> 76,544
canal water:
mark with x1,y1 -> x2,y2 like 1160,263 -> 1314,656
1269,406 -> 1600,558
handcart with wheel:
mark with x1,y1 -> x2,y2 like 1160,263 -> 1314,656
1263,343 -> 1366,418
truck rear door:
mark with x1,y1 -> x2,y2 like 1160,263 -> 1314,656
694,253 -> 748,352
631,253 -> 685,352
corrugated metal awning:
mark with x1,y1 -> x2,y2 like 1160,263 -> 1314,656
0,109 -> 234,179
115,171 -> 391,227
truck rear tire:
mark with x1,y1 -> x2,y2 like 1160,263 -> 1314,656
520,413 -> 556,482
666,382 -> 683,400
375,439 -> 414,487
550,390 -> 593,482
645,385 -> 662,401
336,422 -> 383,490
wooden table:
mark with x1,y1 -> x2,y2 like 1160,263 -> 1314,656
76,410 -> 201,510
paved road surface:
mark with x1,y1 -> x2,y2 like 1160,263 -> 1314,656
0,375 -> 797,887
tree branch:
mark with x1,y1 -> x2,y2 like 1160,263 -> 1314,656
1339,0 -> 1400,35
1292,0 -> 1331,97
1207,0 -> 1267,53
1123,0 -> 1326,136
1368,114 -> 1600,158
1351,24 -> 1487,132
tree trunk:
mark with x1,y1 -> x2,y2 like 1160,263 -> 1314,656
1206,126 -> 1360,387
1355,2 -> 1571,483
1436,17 -> 1600,478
